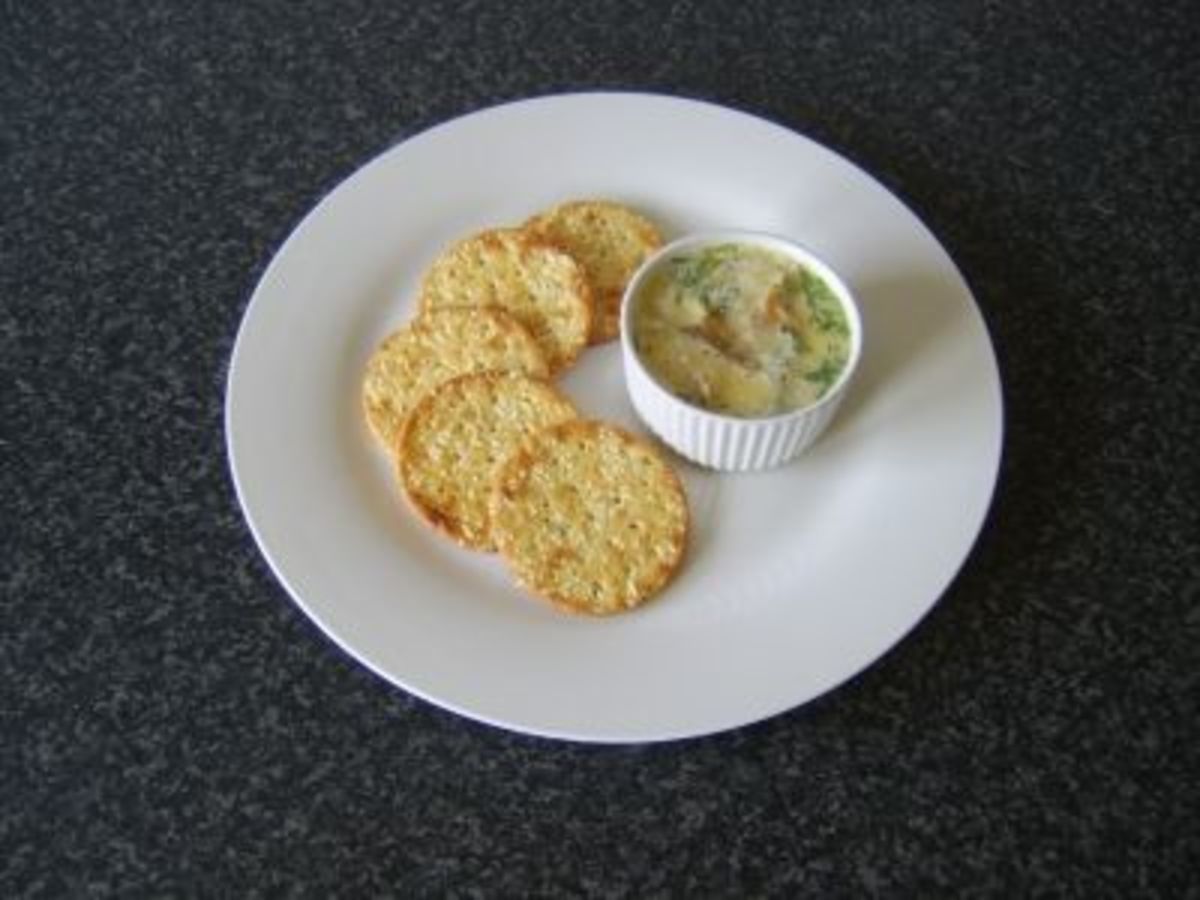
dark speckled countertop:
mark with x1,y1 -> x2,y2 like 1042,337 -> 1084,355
3,1 -> 1198,895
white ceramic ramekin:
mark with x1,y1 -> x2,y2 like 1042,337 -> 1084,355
620,230 -> 863,472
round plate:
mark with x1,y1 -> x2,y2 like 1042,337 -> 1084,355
226,93 -> 1003,742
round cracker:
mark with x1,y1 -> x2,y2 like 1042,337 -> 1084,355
524,200 -> 662,344
361,307 -> 548,451
489,420 -> 689,615
398,373 -> 578,551
418,228 -> 592,375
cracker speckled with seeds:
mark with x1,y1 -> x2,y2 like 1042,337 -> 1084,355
361,307 -> 548,451
489,420 -> 689,615
419,228 -> 592,375
398,372 -> 578,551
524,200 -> 662,344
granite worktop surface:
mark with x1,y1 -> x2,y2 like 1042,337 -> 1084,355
3,1 -> 1198,895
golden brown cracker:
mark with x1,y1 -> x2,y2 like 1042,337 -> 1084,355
419,228 -> 592,374
489,420 -> 689,615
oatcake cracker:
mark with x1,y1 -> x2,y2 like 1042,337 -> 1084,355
361,307 -> 548,451
397,372 -> 577,551
524,200 -> 662,344
418,228 -> 592,375
489,420 -> 688,615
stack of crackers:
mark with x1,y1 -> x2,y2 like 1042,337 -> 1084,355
361,200 -> 689,615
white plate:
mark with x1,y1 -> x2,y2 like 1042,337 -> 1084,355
226,93 -> 1003,742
